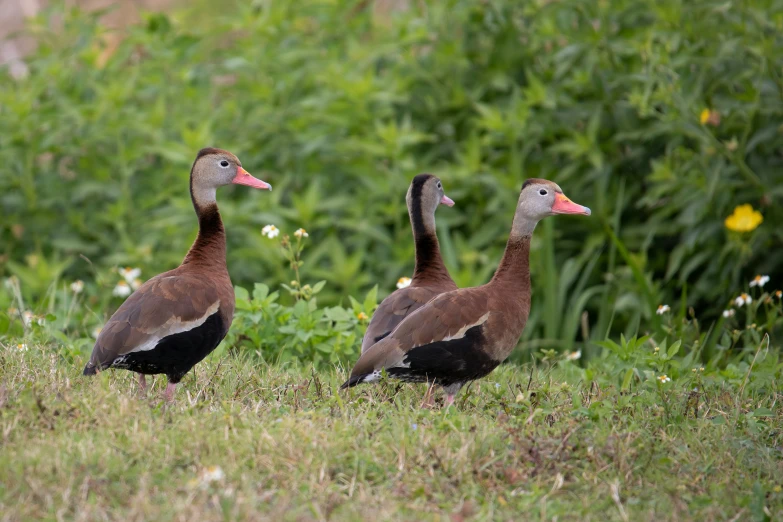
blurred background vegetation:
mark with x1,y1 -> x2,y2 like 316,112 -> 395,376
1,0 -> 782,362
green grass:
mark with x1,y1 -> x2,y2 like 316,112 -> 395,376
1,344 -> 780,521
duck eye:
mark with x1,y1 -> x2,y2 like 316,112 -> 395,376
437,182 -> 442,189
219,160 -> 230,168
539,189 -> 548,196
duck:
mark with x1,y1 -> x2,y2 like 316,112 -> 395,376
83,148 -> 272,401
341,179 -> 590,406
361,174 -> 457,355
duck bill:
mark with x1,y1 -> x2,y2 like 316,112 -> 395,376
233,167 -> 272,190
440,194 -> 455,207
551,193 -> 590,215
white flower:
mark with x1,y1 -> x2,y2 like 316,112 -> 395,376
20,311 -> 43,326
294,228 -> 308,238
734,293 -> 752,307
722,309 -> 735,318
261,224 -> 279,239
396,277 -> 412,289
16,343 -> 28,352
657,374 -> 671,384
113,280 -> 131,297
92,326 -> 102,339
70,280 -> 84,294
4,276 -> 19,290
749,275 -> 770,288
118,267 -> 141,284
656,304 -> 670,315
131,278 -> 142,291
565,350 -> 582,361
188,465 -> 225,490
201,465 -> 224,483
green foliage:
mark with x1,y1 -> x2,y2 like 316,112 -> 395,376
223,282 -> 372,367
1,0 -> 782,352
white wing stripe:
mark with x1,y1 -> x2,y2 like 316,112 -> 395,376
440,312 -> 490,342
124,301 -> 221,354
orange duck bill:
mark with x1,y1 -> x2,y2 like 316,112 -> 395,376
551,193 -> 590,215
233,167 -> 272,190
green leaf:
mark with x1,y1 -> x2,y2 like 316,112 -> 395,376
621,368 -> 634,391
312,280 -> 326,295
667,341 -> 682,358
363,285 -> 378,312
235,286 -> 250,302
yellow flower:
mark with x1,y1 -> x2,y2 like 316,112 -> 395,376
699,108 -> 720,126
724,204 -> 763,232
356,312 -> 368,321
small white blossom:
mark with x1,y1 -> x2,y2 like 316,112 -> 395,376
734,293 -> 752,307
776,290 -> 782,299
113,280 -> 131,297
749,275 -> 770,288
565,350 -> 582,361
396,277 -> 412,289
3,276 -> 18,290
118,267 -> 141,284
294,228 -> 308,238
189,465 -> 225,490
16,343 -> 28,352
656,304 -> 670,315
70,280 -> 84,294
92,326 -> 102,339
131,278 -> 142,291
201,465 -> 224,483
657,374 -> 671,384
722,309 -> 735,318
20,311 -> 44,326
261,224 -> 279,239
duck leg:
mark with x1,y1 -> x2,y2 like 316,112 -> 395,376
420,381 -> 436,409
163,382 -> 177,403
443,383 -> 463,408
137,373 -> 148,397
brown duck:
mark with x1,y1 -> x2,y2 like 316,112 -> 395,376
361,174 -> 457,354
83,148 -> 271,401
342,180 -> 590,406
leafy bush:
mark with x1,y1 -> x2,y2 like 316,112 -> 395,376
1,0 -> 782,353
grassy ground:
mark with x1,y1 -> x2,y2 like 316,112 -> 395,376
0,344 -> 780,522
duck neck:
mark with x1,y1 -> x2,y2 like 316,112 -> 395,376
489,214 -> 537,292
182,179 -> 227,269
409,202 -> 449,286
